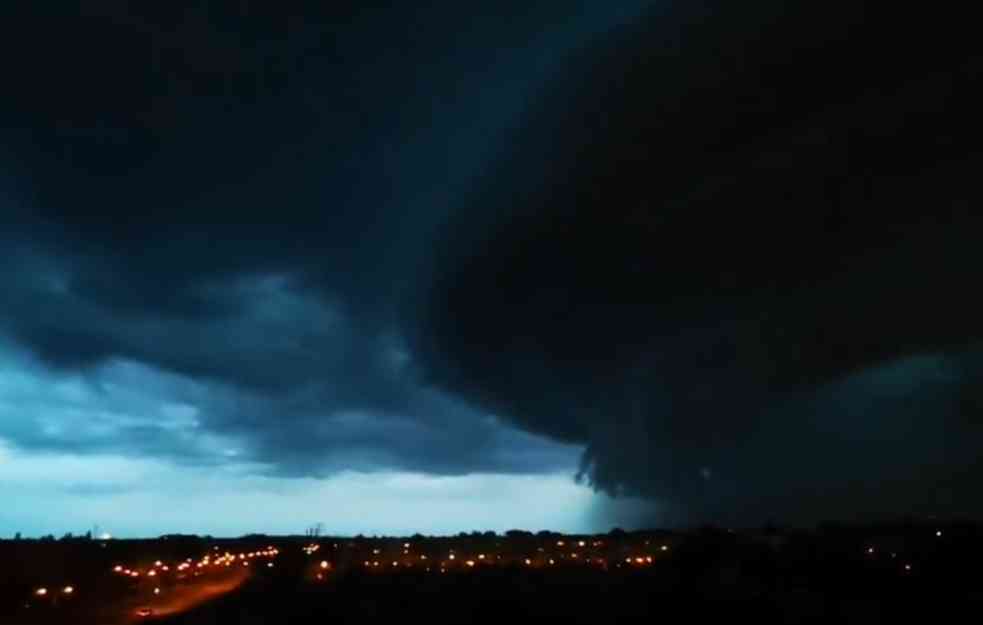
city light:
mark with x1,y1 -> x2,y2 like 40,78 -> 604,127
17,531 -> 946,613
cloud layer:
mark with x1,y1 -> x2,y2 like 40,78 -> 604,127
1,2 -> 981,531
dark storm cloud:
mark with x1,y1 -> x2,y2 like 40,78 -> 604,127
5,1 -> 980,527
418,1 -> 983,524
0,3 -> 650,479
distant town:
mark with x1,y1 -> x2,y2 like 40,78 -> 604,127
4,520 -> 981,623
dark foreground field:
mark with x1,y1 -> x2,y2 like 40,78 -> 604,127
5,524 -> 983,624
164,563 -> 967,625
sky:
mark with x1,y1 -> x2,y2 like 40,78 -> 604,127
1,2 -> 981,537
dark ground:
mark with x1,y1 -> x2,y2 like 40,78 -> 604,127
6,525 -> 983,624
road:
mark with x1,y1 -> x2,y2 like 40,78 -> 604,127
120,568 -> 250,623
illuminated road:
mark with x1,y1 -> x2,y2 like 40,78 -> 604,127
118,568 -> 249,623
16,548 -> 280,625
